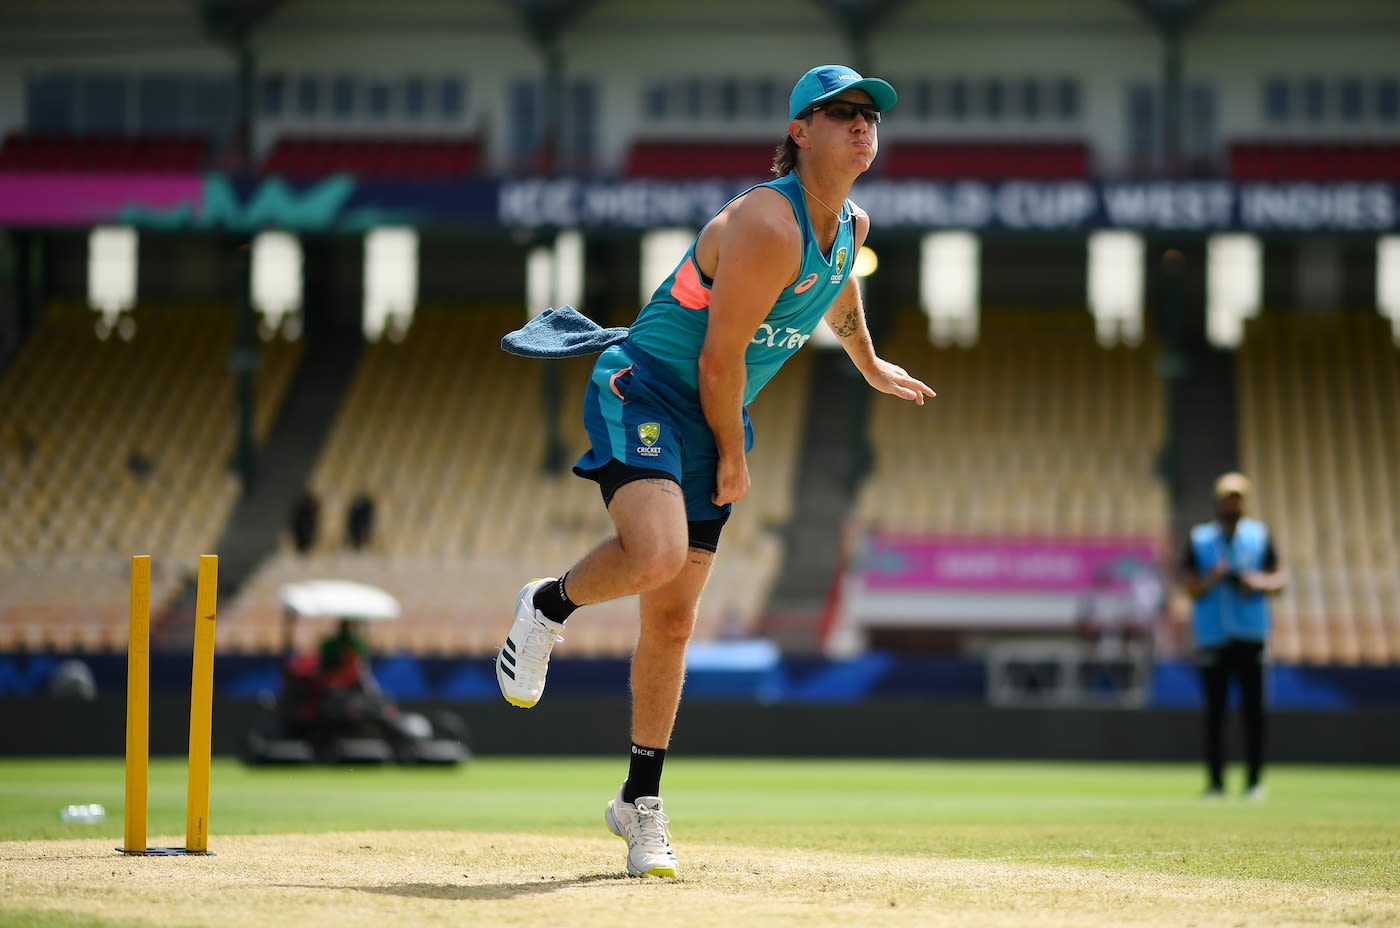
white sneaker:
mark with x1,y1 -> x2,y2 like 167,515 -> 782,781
496,579 -> 565,708
605,787 -> 678,878
1243,784 -> 1268,802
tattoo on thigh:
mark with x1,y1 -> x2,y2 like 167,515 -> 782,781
639,478 -> 680,496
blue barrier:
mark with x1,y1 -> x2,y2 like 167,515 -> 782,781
2,650 -> 1397,709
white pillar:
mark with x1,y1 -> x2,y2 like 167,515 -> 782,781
363,227 -> 419,342
1087,231 -> 1144,347
1206,234 -> 1261,349
920,232 -> 980,347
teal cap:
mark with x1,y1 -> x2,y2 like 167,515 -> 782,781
788,64 -> 897,119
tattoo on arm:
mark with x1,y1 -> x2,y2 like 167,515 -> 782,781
829,306 -> 861,339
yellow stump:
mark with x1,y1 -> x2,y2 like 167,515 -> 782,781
185,554 -> 218,853
122,555 -> 151,855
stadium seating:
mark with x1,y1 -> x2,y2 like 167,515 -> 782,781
0,303 -> 303,651
623,139 -> 1094,181
1236,310 -> 1400,665
13,299 -> 1389,667
261,136 -> 481,179
624,141 -> 779,179
1229,142 -> 1400,180
854,307 -> 1168,540
0,133 -> 208,172
217,305 -> 807,657
879,141 -> 1091,179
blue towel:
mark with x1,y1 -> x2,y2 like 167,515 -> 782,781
501,305 -> 630,359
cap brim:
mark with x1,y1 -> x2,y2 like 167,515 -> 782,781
805,77 -> 897,115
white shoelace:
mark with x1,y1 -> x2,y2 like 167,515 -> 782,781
516,620 -> 564,675
634,804 -> 672,850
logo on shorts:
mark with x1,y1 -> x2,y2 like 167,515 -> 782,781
638,422 -> 660,447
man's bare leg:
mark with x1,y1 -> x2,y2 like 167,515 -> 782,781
497,478 -> 689,708
564,478 -> 691,605
632,547 -> 713,749
603,546 -> 713,878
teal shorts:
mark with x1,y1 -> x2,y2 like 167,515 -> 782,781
574,341 -> 753,529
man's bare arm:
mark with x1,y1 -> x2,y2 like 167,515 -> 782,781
1241,566 -> 1288,594
825,209 -> 935,405
698,190 -> 800,505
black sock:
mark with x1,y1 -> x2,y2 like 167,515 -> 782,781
532,573 -> 579,623
622,743 -> 666,803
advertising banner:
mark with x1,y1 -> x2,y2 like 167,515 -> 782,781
1,172 -> 1395,233
827,534 -> 1167,656
861,535 -> 1160,595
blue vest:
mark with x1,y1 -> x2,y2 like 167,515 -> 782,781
1189,518 -> 1273,648
625,171 -> 857,406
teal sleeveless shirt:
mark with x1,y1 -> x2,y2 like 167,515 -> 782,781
625,172 -> 857,406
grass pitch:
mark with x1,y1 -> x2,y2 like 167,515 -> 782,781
1,758 -> 1396,927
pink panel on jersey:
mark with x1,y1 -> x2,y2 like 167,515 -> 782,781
670,258 -> 712,310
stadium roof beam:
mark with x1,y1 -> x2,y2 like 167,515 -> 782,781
1117,0 -> 1227,31
190,2 -> 289,489
506,0 -> 604,45
193,0 -> 289,44
505,0 -> 604,172
807,0 -> 913,73
1116,0 -> 1230,176
194,0 -> 288,173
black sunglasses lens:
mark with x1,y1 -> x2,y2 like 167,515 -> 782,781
823,104 -> 879,124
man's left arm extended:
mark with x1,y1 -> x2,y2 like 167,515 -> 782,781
825,210 -> 935,404
823,258 -> 935,405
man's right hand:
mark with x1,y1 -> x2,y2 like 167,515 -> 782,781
711,454 -> 752,506
1206,562 -> 1232,588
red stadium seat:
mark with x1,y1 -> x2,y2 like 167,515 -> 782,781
624,141 -> 777,179
879,141 -> 1091,180
1229,141 -> 1400,180
261,136 -> 482,179
0,132 -> 207,172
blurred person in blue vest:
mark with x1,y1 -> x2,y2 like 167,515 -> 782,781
1180,472 -> 1287,800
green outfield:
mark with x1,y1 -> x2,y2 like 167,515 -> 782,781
1,758 -> 1397,927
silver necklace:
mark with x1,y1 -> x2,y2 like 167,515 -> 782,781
795,174 -> 850,223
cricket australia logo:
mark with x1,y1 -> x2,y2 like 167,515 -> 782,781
831,246 -> 848,284
636,422 -> 662,457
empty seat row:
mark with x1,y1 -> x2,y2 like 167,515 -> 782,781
262,137 -> 481,179
0,133 -> 208,172
1230,142 -> 1400,180
624,141 -> 778,179
622,140 -> 1092,180
880,141 -> 1091,179
6,133 -> 1396,182
0,302 -> 303,651
1236,310 -> 1400,665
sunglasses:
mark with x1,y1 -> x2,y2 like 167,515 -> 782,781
802,102 -> 882,125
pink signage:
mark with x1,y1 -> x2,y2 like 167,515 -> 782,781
862,535 -> 1160,593
0,174 -> 202,224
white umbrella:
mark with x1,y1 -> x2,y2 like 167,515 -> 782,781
279,580 -> 402,622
